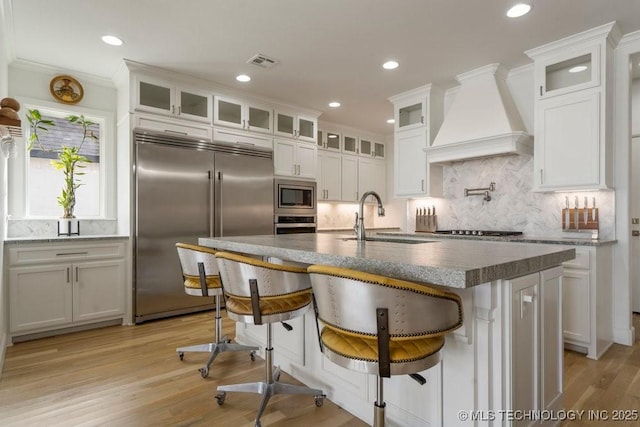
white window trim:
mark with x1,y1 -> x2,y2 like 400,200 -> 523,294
8,97 -> 116,220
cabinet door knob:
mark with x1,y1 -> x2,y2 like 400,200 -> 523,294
539,169 -> 544,184
421,115 -> 424,124
540,86 -> 543,96
421,179 -> 425,192
178,106 -> 182,115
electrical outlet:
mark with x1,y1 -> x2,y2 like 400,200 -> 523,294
633,218 -> 640,225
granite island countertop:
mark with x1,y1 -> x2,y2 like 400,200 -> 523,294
199,233 -> 575,289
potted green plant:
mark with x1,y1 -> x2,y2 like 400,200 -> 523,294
26,109 -> 98,235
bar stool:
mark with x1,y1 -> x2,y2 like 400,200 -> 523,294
307,265 -> 463,427
214,252 -> 325,427
175,243 -> 258,378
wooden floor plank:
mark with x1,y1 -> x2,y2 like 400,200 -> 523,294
2,311 -> 639,426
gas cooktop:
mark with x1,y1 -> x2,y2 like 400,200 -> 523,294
433,230 -> 523,237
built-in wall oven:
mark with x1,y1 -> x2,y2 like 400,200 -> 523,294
274,178 -> 317,234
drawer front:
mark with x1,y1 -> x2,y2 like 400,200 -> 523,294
213,128 -> 273,150
134,114 -> 212,140
9,242 -> 126,265
562,248 -> 590,270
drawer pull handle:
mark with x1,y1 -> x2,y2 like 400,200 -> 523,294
56,252 -> 89,256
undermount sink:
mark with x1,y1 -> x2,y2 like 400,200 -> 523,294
340,236 -> 434,244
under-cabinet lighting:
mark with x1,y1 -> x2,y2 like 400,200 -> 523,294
506,3 -> 532,18
386,119 -> 395,124
236,74 -> 251,82
328,101 -> 341,108
328,134 -> 338,138
569,65 -> 588,73
382,61 -> 399,70
101,35 -> 123,46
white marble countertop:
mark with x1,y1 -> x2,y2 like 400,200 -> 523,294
199,233 -> 575,289
377,231 -> 616,247
4,235 -> 129,244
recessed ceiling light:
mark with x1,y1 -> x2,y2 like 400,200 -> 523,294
101,35 -> 123,46
236,74 -> 251,82
386,118 -> 395,124
506,3 -> 532,18
568,65 -> 588,73
382,61 -> 399,70
328,101 -> 341,108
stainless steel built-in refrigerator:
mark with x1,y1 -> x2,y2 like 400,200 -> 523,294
133,130 -> 274,323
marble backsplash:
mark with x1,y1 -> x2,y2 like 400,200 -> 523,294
7,219 -> 118,238
317,203 -> 375,230
408,154 -> 615,239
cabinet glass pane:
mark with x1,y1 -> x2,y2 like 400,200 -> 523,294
360,139 -> 372,155
218,100 -> 242,125
326,132 -> 340,150
399,103 -> 423,128
374,142 -> 385,158
140,82 -> 171,110
545,54 -> 592,92
181,91 -> 208,118
248,107 -> 271,130
277,113 -> 294,134
344,136 -> 357,153
298,118 -> 314,138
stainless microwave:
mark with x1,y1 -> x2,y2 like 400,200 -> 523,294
274,178 -> 317,215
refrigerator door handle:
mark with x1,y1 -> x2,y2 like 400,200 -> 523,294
217,171 -> 224,237
209,170 -> 215,237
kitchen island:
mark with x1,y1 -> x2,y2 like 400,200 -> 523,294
200,233 -> 575,426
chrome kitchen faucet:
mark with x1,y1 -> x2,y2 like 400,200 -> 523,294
354,191 -> 385,241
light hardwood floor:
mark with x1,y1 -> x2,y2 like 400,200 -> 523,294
1,312 -> 639,426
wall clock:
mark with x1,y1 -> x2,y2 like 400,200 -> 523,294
49,75 -> 84,104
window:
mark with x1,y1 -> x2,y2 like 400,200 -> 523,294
15,103 -> 113,220
28,111 -> 103,217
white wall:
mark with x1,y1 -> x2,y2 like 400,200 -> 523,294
0,0 -> 10,376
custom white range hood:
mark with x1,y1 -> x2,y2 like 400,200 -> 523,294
426,63 -> 532,164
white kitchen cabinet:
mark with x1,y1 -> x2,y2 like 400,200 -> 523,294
342,133 -> 359,155
317,150 -> 342,201
316,129 -> 341,151
213,127 -> 273,150
562,246 -> 613,359
274,138 -> 317,179
214,95 -> 273,134
275,110 -> 317,143
8,240 -> 127,340
526,22 -> 617,191
134,113 -> 213,140
359,138 -> 385,159
134,74 -> 212,123
358,157 -> 386,202
534,90 -> 601,190
389,84 -> 444,198
507,266 -> 563,426
393,127 -> 442,197
341,155 -> 358,202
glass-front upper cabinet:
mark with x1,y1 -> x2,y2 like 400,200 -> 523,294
135,75 -> 211,123
214,96 -> 272,134
535,44 -> 600,99
343,134 -> 358,155
358,139 -> 385,159
392,94 -> 428,132
316,129 -> 341,150
275,110 -> 317,143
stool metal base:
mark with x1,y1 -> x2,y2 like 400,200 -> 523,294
177,297 -> 258,378
177,339 -> 258,378
215,324 -> 324,427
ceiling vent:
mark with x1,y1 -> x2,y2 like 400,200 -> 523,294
247,53 -> 279,69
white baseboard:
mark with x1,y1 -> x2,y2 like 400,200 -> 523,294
613,326 -> 634,346
0,331 -> 7,380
